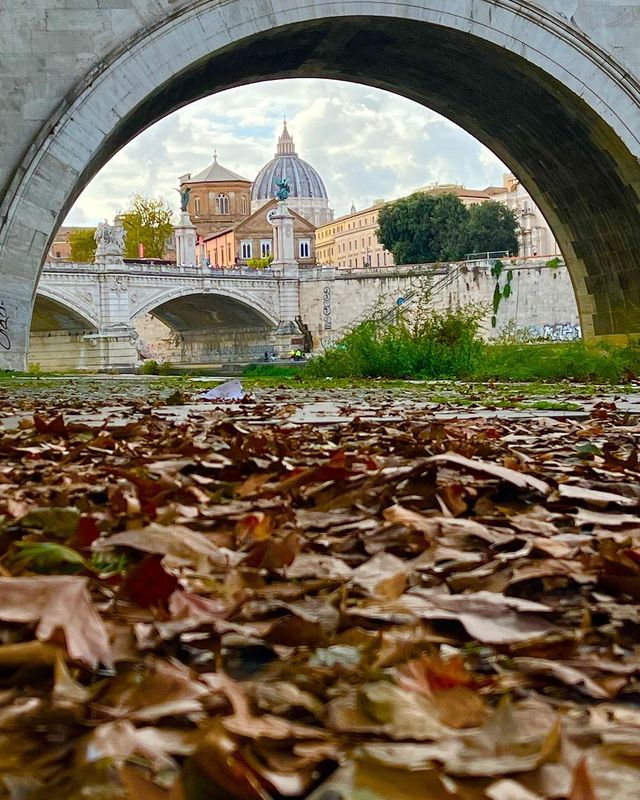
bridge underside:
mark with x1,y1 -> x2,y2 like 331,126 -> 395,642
149,295 -> 273,332
138,295 -> 277,365
28,295 -> 101,371
2,2 -> 640,368
30,296 -> 95,333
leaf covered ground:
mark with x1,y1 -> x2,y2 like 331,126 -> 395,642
1,384 -> 640,799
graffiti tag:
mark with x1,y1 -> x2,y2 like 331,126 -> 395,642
0,302 -> 10,350
528,322 -> 581,342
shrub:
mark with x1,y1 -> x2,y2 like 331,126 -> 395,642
306,296 -> 486,379
140,359 -> 160,375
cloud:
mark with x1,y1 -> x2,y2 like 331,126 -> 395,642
63,79 -> 507,226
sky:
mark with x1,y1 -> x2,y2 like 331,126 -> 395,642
64,78 -> 508,226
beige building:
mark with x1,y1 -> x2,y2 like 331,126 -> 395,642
179,154 -> 252,238
316,201 -> 395,269
486,174 -> 560,257
418,183 -> 492,207
203,197 -> 316,268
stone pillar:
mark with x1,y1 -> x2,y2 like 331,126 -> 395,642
0,280 -> 31,371
87,220 -> 139,371
270,202 -> 301,355
175,212 -> 197,266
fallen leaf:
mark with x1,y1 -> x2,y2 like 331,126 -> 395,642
0,575 -> 111,667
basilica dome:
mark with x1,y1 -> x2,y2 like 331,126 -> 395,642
251,122 -> 333,227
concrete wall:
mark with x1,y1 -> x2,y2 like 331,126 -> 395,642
299,259 -> 580,348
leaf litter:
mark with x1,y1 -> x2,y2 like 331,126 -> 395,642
0,393 -> 640,798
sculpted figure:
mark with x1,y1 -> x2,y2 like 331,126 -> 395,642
275,177 -> 291,202
175,187 -> 191,212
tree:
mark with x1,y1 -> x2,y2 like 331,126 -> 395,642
120,194 -> 174,259
68,228 -> 97,262
465,200 -> 519,256
378,192 -> 437,264
377,192 -> 520,264
377,192 -> 470,264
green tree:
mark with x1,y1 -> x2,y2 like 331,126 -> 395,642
377,192 -> 470,264
120,194 -> 174,259
68,228 -> 97,262
377,192 -> 437,264
429,193 -> 470,261
465,200 -> 519,256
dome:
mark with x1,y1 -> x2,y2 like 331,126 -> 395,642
251,121 -> 328,203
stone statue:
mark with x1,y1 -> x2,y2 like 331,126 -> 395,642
275,177 -> 291,202
94,219 -> 125,258
175,187 -> 191,212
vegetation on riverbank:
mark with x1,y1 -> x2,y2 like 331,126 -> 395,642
305,302 -> 640,384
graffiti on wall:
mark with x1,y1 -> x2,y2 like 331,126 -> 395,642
0,301 -> 11,350
528,322 -> 581,341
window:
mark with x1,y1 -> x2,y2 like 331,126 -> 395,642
241,195 -> 247,215
348,241 -> 352,251
260,239 -> 272,257
299,239 -> 310,259
194,196 -> 201,215
216,194 -> 230,214
240,240 -> 252,259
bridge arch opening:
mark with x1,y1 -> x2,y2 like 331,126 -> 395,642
31,293 -> 98,334
133,290 -> 278,364
1,1 -> 640,368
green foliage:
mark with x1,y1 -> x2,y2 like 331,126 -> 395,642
68,228 -> 97,262
243,363 -> 304,378
10,541 -> 87,574
140,359 -> 173,375
140,359 -> 160,374
121,194 -> 174,259
466,201 -> 519,256
247,255 -> 273,269
377,192 -> 446,264
489,260 -> 514,326
476,340 -> 640,383
27,362 -> 42,375
546,257 -> 561,269
377,193 -> 519,265
306,298 -> 485,379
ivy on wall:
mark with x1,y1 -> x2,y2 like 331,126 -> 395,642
490,260 -> 514,327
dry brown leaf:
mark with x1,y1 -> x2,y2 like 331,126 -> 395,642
350,552 -> 408,599
0,576 -> 111,667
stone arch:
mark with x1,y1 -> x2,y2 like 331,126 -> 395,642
33,288 -> 100,332
1,0 -> 640,367
131,288 -> 279,331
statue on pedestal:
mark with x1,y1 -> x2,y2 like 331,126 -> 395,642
94,219 -> 125,257
176,187 -> 191,212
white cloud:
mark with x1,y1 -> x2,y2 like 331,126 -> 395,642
63,79 -> 507,226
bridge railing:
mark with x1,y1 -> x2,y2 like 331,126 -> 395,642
42,261 -> 280,278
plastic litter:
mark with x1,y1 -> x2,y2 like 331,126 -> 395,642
198,380 -> 244,401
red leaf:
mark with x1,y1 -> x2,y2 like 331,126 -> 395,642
124,556 -> 180,608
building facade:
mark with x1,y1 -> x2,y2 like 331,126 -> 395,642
316,202 -> 395,269
179,154 -> 252,238
203,198 -> 316,267
486,174 -> 560,258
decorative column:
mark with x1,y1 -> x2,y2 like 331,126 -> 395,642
269,200 -> 302,354
174,212 -> 197,266
84,220 -> 139,371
